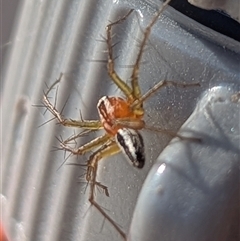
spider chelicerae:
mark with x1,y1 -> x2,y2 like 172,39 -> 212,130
42,0 -> 199,239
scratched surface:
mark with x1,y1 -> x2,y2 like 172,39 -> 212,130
1,0 -> 239,241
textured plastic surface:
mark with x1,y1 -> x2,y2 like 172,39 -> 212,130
1,0 -> 239,241
188,0 -> 240,22
129,86 -> 240,241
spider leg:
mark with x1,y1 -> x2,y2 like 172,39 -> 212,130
90,198 -> 126,240
60,136 -> 125,237
144,124 -> 201,143
43,83 -> 102,130
86,141 -> 120,197
59,134 -> 110,155
131,79 -> 200,108
106,9 -> 134,101
130,0 -> 172,101
113,117 -> 145,130
86,142 -> 126,239
61,130 -> 93,145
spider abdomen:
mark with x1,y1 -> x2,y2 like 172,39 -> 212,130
115,128 -> 145,168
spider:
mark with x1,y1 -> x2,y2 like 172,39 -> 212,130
43,0 -> 199,239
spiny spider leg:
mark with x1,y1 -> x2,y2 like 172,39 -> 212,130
106,9 -> 134,101
130,0 -> 172,100
43,75 -> 102,130
59,134 -> 110,155
86,141 -> 126,239
86,141 -> 119,198
90,199 -> 126,239
144,125 -> 202,143
44,72 -> 63,96
62,130 -> 92,145
64,139 -> 125,237
58,135 -> 115,193
131,80 -> 200,108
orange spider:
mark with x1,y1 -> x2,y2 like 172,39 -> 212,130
43,0 -> 199,239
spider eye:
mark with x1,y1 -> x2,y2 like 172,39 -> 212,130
115,128 -> 145,168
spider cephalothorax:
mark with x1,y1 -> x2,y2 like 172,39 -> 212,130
97,95 -> 145,167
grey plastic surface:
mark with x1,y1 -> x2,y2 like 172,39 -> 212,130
129,85 -> 240,241
188,0 -> 240,22
1,0 -> 240,241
